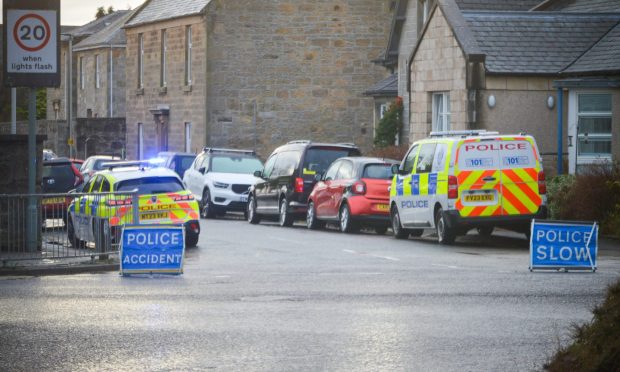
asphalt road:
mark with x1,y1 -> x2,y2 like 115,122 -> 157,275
1,216 -> 619,371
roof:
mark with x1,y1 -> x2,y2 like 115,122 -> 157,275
564,23 -> 620,74
73,10 -> 136,51
534,0 -> 620,12
125,0 -> 210,28
363,74 -> 398,96
99,166 -> 181,182
455,0 -> 542,11
463,12 -> 620,74
68,11 -> 130,38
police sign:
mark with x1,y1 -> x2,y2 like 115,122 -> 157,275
3,0 -> 60,87
530,220 -> 598,272
120,225 -> 185,275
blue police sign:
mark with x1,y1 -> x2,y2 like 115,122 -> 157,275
120,225 -> 185,275
530,220 -> 598,272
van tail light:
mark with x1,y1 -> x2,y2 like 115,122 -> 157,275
172,194 -> 194,201
295,177 -> 304,193
448,176 -> 458,199
106,199 -> 133,207
538,171 -> 546,195
351,181 -> 366,195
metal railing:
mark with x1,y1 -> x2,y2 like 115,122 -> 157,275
0,192 -> 138,263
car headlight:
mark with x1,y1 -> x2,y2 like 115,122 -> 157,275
213,182 -> 229,189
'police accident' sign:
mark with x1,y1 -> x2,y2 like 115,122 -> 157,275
530,220 -> 598,272
120,225 -> 185,275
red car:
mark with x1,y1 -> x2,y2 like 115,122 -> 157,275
307,157 -> 398,234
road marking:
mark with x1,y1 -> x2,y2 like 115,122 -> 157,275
432,263 -> 459,269
342,249 -> 400,261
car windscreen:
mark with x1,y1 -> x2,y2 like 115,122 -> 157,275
42,164 -> 75,192
177,156 -> 196,173
302,147 -> 359,178
115,177 -> 185,195
362,164 -> 394,180
211,155 -> 263,174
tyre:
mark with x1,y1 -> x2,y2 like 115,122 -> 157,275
375,226 -> 388,235
306,201 -> 324,230
390,205 -> 409,239
247,194 -> 261,224
67,216 -> 85,249
477,226 -> 494,237
279,198 -> 294,227
185,232 -> 199,248
435,207 -> 455,245
201,189 -> 216,219
339,203 -> 358,233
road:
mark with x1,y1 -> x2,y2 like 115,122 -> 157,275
1,216 -> 619,371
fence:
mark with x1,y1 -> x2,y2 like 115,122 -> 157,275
0,192 -> 138,263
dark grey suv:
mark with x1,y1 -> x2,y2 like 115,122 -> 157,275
247,141 -> 361,226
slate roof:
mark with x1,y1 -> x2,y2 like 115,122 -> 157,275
125,0 -> 210,28
68,11 -> 129,38
564,23 -> 620,74
455,0 -> 542,11
73,10 -> 136,50
363,74 -> 398,96
463,12 -> 620,74
534,0 -> 620,12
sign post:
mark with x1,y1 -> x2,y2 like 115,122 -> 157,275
120,225 -> 186,276
530,220 -> 598,272
3,0 -> 60,252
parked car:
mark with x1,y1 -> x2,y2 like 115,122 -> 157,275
70,158 -> 84,172
389,130 -> 547,244
155,151 -> 197,179
80,155 -> 123,184
307,157 -> 399,234
43,149 -> 58,161
41,158 -> 84,223
184,148 -> 263,218
247,141 -> 361,226
68,162 -> 201,248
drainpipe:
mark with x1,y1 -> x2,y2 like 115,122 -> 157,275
68,34 -> 74,158
557,87 -> 563,175
11,88 -> 16,134
109,44 -> 114,117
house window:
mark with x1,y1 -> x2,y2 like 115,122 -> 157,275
432,92 -> 450,132
422,0 -> 429,24
379,103 -> 389,119
138,123 -> 144,160
95,54 -> 100,89
138,33 -> 144,89
185,122 -> 192,153
79,57 -> 84,90
185,26 -> 192,86
577,93 -> 612,159
161,30 -> 167,87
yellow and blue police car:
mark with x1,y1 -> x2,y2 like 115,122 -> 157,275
390,130 -> 547,244
67,162 -> 201,248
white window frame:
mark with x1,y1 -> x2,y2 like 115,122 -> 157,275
432,92 -> 450,132
138,34 -> 144,89
95,54 -> 100,89
79,56 -> 85,90
138,123 -> 144,160
422,0 -> 429,24
185,26 -> 193,86
161,29 -> 167,87
185,122 -> 192,153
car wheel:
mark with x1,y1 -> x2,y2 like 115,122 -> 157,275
201,189 -> 216,219
247,194 -> 261,224
391,205 -> 409,239
375,226 -> 388,235
279,198 -> 294,227
67,216 -> 85,249
435,207 -> 455,245
185,232 -> 199,248
477,226 -> 494,237
306,201 -> 324,230
339,203 -> 358,233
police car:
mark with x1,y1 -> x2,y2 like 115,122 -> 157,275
390,130 -> 547,244
67,162 -> 201,248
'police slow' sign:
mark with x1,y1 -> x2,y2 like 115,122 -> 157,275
530,220 -> 598,272
120,225 -> 185,275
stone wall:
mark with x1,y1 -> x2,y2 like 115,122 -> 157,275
206,0 -> 394,158
409,6 -> 468,142
0,120 -> 70,157
75,118 -> 127,159
47,43 -> 73,121
397,0 -> 421,143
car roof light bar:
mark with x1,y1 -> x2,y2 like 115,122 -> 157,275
429,130 -> 500,138
203,147 -> 256,155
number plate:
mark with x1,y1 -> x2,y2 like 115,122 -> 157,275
240,195 -> 248,203
42,197 -> 65,205
140,212 -> 168,220
464,194 -> 495,202
376,204 -> 389,212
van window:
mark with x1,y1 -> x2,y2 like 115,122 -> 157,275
336,160 -> 354,180
402,145 -> 419,174
273,151 -> 300,177
324,160 -> 341,181
499,141 -> 536,169
303,147 -> 357,179
457,140 -> 535,170
431,143 -> 449,173
92,176 -> 103,193
116,177 -> 184,195
415,143 -> 436,174
262,154 -> 279,178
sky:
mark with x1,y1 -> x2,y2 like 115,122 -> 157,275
1,0 -> 146,26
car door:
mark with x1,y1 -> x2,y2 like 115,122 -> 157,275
255,153 -> 279,213
272,151 -> 300,209
183,153 -> 202,196
393,144 -> 419,225
411,143 -> 436,224
331,160 -> 354,216
314,160 -> 341,218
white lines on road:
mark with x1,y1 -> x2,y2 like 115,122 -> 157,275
342,249 -> 400,261
431,263 -> 459,269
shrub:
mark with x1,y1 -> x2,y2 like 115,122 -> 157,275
547,174 -> 576,220
374,97 -> 403,148
367,144 -> 409,162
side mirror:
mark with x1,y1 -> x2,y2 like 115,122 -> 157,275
254,170 -> 263,178
324,176 -> 333,182
391,164 -> 400,175
314,173 -> 323,182
199,167 -> 206,174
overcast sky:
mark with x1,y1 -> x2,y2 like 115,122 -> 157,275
1,0 -> 146,26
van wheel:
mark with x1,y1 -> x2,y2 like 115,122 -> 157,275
185,232 -> 199,248
247,195 -> 261,224
201,189 -> 216,219
339,204 -> 358,233
279,198 -> 294,227
435,207 -> 455,245
390,205 -> 408,239
477,226 -> 494,237
306,201 -> 324,230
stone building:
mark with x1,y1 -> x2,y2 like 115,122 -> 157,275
124,0 -> 395,160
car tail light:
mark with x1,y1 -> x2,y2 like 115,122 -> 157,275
189,222 -> 200,233
172,194 -> 194,201
538,171 -> 546,195
295,177 -> 304,193
448,175 -> 458,199
106,199 -> 132,206
351,181 -> 366,195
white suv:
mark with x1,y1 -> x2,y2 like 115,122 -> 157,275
184,148 -> 263,218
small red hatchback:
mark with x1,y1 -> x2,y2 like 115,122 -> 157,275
307,157 -> 399,234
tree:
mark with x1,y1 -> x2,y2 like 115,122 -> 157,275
107,6 -> 115,14
95,6 -> 106,19
374,97 -> 403,148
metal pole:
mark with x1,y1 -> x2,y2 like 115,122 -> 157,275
253,99 -> 257,151
11,88 -> 17,134
27,88 -> 38,252
68,35 -> 74,158
557,87 -> 563,175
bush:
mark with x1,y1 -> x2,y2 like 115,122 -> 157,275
545,279 -> 620,371
367,144 -> 409,162
374,97 -> 403,148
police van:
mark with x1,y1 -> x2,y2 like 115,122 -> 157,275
389,130 -> 547,244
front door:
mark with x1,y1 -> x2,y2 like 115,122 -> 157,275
154,113 -> 169,154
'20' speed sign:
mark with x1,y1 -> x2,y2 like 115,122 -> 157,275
14,13 -> 52,52
6,9 -> 57,74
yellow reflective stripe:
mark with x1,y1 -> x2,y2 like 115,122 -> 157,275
403,175 -> 412,195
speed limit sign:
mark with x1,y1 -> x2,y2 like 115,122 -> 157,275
3,0 -> 60,87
